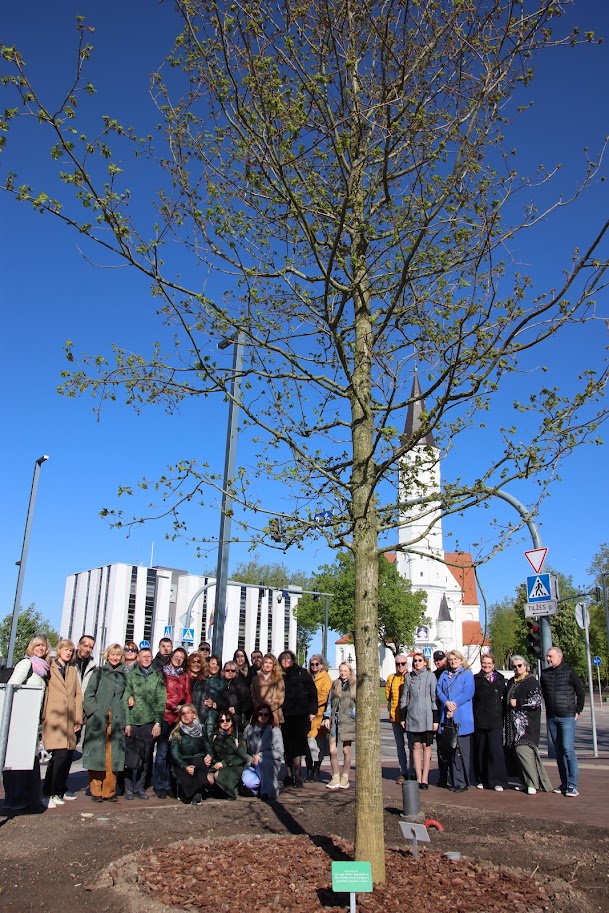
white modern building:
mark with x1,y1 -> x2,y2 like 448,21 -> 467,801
61,563 -> 299,662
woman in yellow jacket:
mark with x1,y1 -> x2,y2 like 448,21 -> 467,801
385,654 -> 410,783
305,655 -> 332,781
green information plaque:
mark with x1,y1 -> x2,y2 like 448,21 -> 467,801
331,861 -> 373,893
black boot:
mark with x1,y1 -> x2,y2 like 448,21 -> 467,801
311,761 -> 321,782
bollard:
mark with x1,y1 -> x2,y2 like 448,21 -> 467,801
400,778 -> 422,819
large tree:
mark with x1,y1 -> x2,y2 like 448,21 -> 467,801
3,1 -> 609,879
0,604 -> 58,663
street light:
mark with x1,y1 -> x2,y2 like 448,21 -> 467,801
212,332 -> 244,660
7,455 -> 49,667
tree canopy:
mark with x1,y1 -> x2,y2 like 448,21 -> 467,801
0,604 -> 58,663
2,0 -> 608,880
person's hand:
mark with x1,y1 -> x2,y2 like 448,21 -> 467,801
446,710 -> 453,719
74,723 -> 82,732
125,725 -> 132,737
152,723 -> 161,738
204,754 -> 212,767
128,696 -> 135,708
575,713 -> 580,721
186,765 -> 195,776
446,701 -> 457,712
229,706 -> 236,715
214,762 -> 223,770
510,698 -> 517,708
323,718 -> 330,730
433,723 -> 439,732
204,698 -> 213,707
253,753 -> 262,764
401,721 -> 406,730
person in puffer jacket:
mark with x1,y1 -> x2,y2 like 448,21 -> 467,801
541,647 -> 585,797
153,647 -> 192,798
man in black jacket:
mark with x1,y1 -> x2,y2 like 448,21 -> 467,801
541,647 -> 585,797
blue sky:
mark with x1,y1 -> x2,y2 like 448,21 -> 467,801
1,1 -> 608,646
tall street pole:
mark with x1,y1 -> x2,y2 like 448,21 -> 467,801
212,333 -> 244,662
7,455 -> 49,666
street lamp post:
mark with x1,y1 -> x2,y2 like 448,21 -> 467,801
212,333 -> 244,660
7,455 -> 49,667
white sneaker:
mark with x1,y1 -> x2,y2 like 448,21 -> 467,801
43,796 -> 56,809
476,783 -> 484,789
338,774 -> 350,789
494,785 -> 504,792
326,775 -> 341,790
527,786 -> 537,795
51,795 -> 65,805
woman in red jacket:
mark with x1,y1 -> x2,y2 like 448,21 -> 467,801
153,647 -> 192,798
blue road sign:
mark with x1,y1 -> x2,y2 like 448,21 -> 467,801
181,627 -> 195,644
314,509 -> 334,526
526,573 -> 552,603
593,655 -> 602,667
163,625 -> 173,639
422,646 -> 433,659
139,640 -> 151,650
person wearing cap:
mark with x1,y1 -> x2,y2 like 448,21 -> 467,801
433,650 -> 450,788
385,654 -> 411,784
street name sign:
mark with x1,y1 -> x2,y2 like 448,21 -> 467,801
525,600 -> 558,619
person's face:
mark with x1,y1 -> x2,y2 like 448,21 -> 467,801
395,658 -> 407,674
251,652 -> 263,668
480,657 -> 495,673
208,657 -> 220,675
138,650 -> 153,669
32,642 -> 47,658
124,645 -> 138,662
223,665 -> 238,679
234,652 -> 246,667
189,656 -> 203,674
160,640 -> 173,656
108,649 -> 122,667
546,650 -> 561,667
512,659 -> 527,675
435,657 -> 447,671
256,708 -> 271,724
309,658 -> 321,673
77,638 -> 94,659
338,664 -> 350,680
200,644 -> 211,657
447,654 -> 462,670
262,657 -> 273,674
280,654 -> 293,669
218,714 -> 232,729
412,656 -> 426,671
180,706 -> 196,725
58,645 -> 74,663
171,651 -> 186,668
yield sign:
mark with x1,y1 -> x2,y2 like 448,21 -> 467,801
524,547 -> 548,574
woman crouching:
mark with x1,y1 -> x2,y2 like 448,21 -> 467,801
169,703 -> 210,805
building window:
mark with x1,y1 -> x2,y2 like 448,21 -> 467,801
125,566 -> 137,643
284,591 -> 291,650
93,567 -> 105,640
198,579 -> 209,645
99,568 -> 111,654
238,586 -> 247,650
67,575 -> 78,640
144,569 -> 157,643
255,589 -> 264,651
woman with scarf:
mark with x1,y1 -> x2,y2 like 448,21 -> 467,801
323,662 -> 356,790
305,654 -> 332,782
153,646 -> 192,799
399,652 -> 438,790
250,653 -> 285,726
2,634 -> 51,811
204,654 -> 227,738
233,648 -> 250,680
473,653 -> 508,791
187,651 -> 211,731
279,650 -> 317,788
169,703 -> 210,804
207,710 -> 248,799
436,650 -> 475,792
505,655 -> 553,795
82,643 -> 126,802
243,702 -> 284,799
42,638 -> 83,808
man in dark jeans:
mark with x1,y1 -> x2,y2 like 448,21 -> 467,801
123,648 -> 166,799
433,651 -> 450,788
541,647 -> 585,797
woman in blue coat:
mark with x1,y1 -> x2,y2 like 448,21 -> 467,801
436,650 -> 475,792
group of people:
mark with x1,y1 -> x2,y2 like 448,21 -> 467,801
2,634 -> 359,810
387,646 -> 584,797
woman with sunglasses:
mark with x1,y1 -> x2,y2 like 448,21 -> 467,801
399,652 -> 438,789
153,647 -> 192,799
220,661 -> 253,732
206,710 -> 248,799
505,655 -> 552,795
305,655 -> 332,781
123,643 -> 139,674
473,653 -> 508,791
243,702 -> 284,799
169,703 -> 211,804
187,651 -> 211,729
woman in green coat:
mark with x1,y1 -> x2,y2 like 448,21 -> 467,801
207,711 -> 247,799
82,644 -> 126,802
170,703 -> 210,804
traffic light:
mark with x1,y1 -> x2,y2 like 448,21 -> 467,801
527,620 -> 542,659
593,586 -> 603,603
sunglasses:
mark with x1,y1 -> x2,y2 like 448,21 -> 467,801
257,711 -> 270,717
513,663 -> 525,669
396,662 -> 407,667
225,668 -> 237,673
201,647 -> 211,652
310,662 -> 320,667
219,717 -> 232,723
413,659 -> 425,663
124,648 -> 138,654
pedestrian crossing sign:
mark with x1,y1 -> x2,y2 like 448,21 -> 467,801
526,573 -> 552,603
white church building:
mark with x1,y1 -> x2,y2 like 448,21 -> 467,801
335,375 -> 488,677
60,564 -> 299,662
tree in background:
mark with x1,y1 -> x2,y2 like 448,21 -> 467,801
488,598 -> 518,670
309,553 -> 426,655
0,604 -> 58,663
3,1 -> 608,880
588,544 -> 609,682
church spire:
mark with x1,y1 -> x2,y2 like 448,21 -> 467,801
402,373 -> 435,447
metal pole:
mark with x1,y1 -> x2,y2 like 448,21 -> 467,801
7,455 -> 49,667
323,596 -> 329,660
581,603 -> 598,758
212,333 -> 244,663
597,665 -> 603,711
0,684 -> 17,772
602,574 -> 609,672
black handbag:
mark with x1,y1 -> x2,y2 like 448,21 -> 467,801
439,720 -> 459,751
124,734 -> 146,769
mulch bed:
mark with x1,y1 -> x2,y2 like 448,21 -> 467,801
134,834 -> 555,913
